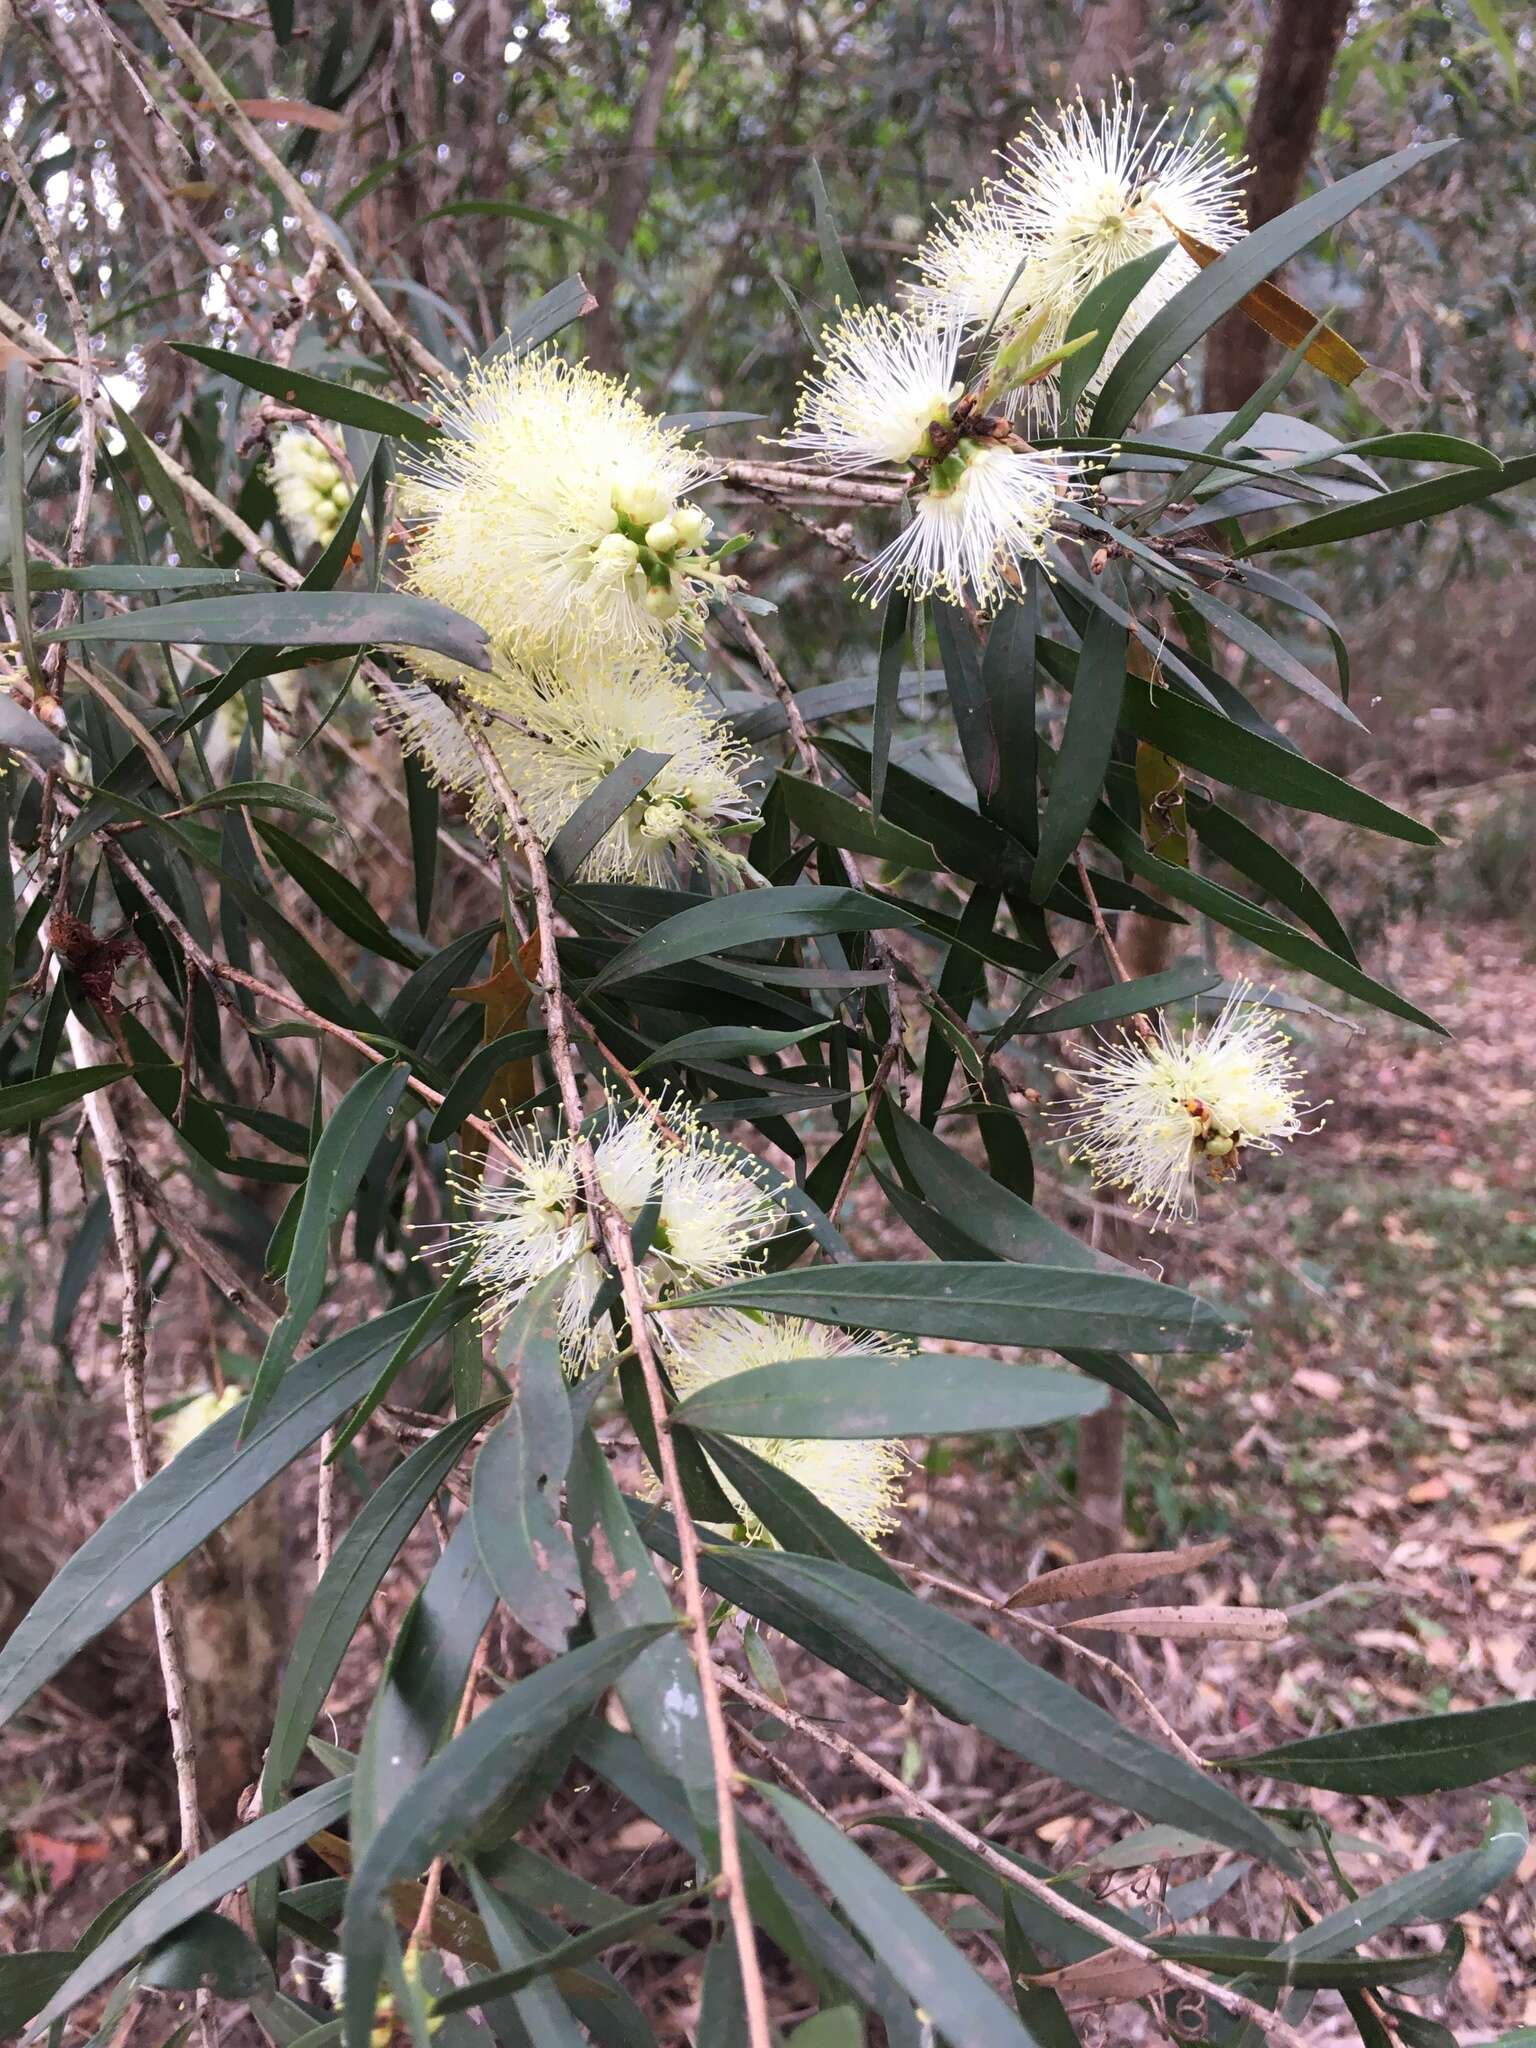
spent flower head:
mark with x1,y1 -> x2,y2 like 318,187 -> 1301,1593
667,1312 -> 908,1545
385,646 -> 758,885
1053,985 -> 1312,1227
402,349 -> 738,663
269,430 -> 349,552
451,1095 -> 785,1375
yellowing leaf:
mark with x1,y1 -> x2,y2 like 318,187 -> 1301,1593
1172,226 -> 1368,386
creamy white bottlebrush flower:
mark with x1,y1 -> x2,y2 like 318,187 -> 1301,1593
667,1313 -> 908,1545
1054,986 -> 1311,1227
384,647 -> 758,885
268,430 -> 349,551
781,302 -> 965,474
782,302 -> 1075,609
402,349 -> 735,663
854,439 -> 1071,611
452,1097 -> 784,1375
911,85 -> 1245,418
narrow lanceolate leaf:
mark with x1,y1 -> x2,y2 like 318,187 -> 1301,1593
1228,1701 -> 1536,1796
1031,601 -> 1126,903
734,1555 -> 1298,1870
671,1260 -> 1245,1356
1057,243 -> 1173,422
1239,452 -> 1536,555
24,1777 -> 352,2040
778,774 -> 940,870
586,886 -> 916,992
1278,1799 -> 1526,1966
871,585 -> 909,819
339,1630 -> 668,2048
173,343 -> 438,444
673,1354 -> 1107,1438
0,1064 -> 149,1134
1090,139 -> 1455,433
754,1788 -> 1045,2048
260,1409 -> 497,1809
547,749 -> 672,884
1019,965 -> 1220,1034
41,591 -> 492,673
0,1301 -> 442,1730
470,1275 -> 581,1653
244,1061 -> 412,1437
566,1433 -> 717,1832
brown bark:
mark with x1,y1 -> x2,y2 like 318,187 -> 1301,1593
583,1 -> 686,373
1203,0 -> 1354,412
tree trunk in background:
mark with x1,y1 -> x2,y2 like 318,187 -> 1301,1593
1069,0 -> 1149,98
583,1 -> 685,373
1203,0 -> 1354,411
177,1499 -> 288,1831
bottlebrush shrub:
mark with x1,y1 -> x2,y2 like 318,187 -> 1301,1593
2,85 -> 1531,2048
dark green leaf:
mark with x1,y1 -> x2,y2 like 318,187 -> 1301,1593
547,750 -> 672,884
425,1029 -> 547,1140
24,1778 -> 351,2039
1032,600 -> 1126,903
1241,453 -> 1536,554
1091,140 -> 1456,433
741,1557 -> 1297,1869
471,1276 -> 582,1653
340,1630 -> 668,2048
871,587 -> 909,820
567,1432 -> 716,1826
141,1912 -> 275,1999
0,1300 -> 446,1730
671,1260 -> 1245,1355
254,820 -> 423,966
587,886 -> 916,993
42,592 -> 492,673
696,1431 -> 903,1585
1058,245 -> 1173,422
778,775 -> 939,869
675,1354 -> 1107,1437
754,1788 -> 1043,2047
1229,1702 -> 1536,1796
172,343 -> 436,445
979,582 -> 1040,847
633,1022 -> 831,1074
0,1063 -> 143,1134
245,1061 -> 412,1436
1020,965 -> 1220,1034
261,1408 -> 495,1808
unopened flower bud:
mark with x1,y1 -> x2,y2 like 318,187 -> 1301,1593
613,473 -> 672,527
643,517 -> 679,555
643,585 -> 682,620
672,505 -> 712,548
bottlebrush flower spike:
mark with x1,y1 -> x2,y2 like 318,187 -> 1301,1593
401,349 -> 739,663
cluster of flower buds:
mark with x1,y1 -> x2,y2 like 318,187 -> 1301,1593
268,430 -> 350,552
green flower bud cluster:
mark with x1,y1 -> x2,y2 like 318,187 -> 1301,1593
601,474 -> 721,619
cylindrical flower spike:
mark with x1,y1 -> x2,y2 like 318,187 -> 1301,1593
1052,985 -> 1313,1227
448,1096 -> 787,1377
157,1384 -> 243,1461
379,646 -> 759,886
401,349 -> 738,664
667,1312 -> 909,1545
268,430 -> 347,552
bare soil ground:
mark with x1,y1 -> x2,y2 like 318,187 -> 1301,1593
2,918 -> 1533,2044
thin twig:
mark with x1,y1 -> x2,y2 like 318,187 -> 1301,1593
135,0 -> 448,387
456,717 -> 776,2048
718,1668 -> 1311,2048
64,1013 -> 202,1866
900,1561 -> 1204,1768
